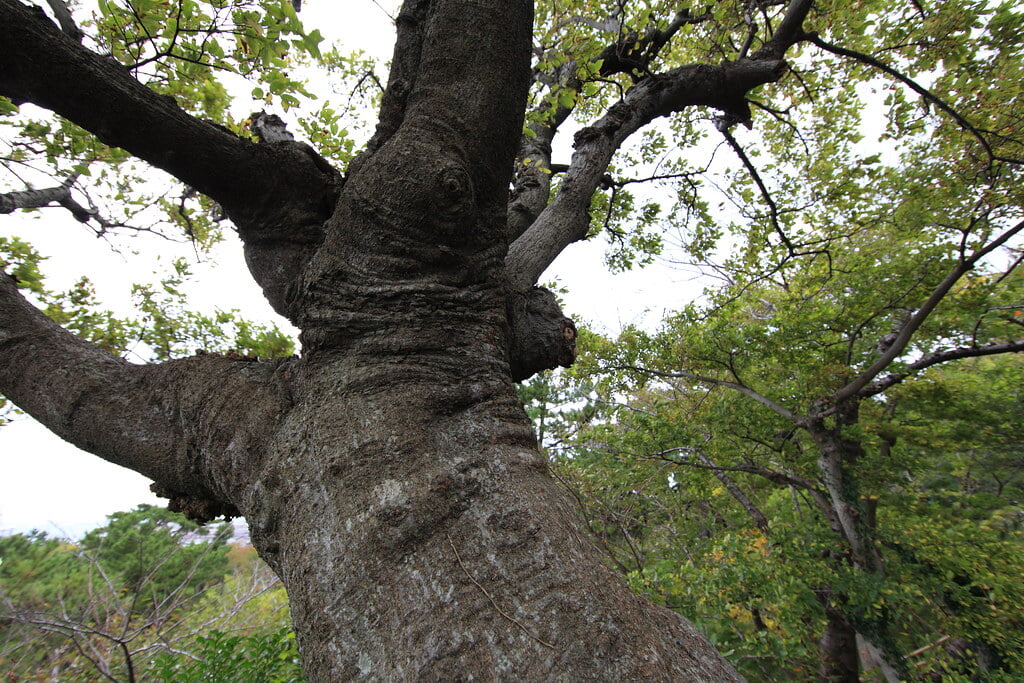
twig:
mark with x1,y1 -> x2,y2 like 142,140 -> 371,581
608,363 -> 799,422
446,534 -> 556,649
804,32 -> 1024,166
907,634 -> 951,660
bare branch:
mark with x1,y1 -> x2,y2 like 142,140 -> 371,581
0,174 -> 127,231
0,177 -> 86,219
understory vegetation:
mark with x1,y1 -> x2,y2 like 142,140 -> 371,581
0,506 -> 302,681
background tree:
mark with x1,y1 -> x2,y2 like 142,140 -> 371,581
0,506 -> 299,681
2,0 -> 1020,678
533,1 -> 1024,671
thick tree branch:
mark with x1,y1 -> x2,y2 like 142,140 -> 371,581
0,1 -> 338,215
346,0 -> 429,176
505,0 -> 818,289
508,66 -> 578,243
831,219 -> 1024,404
507,4 -> 717,244
0,0 -> 342,318
0,271 -> 294,521
752,0 -> 815,60
505,58 -> 787,290
858,339 -> 1024,399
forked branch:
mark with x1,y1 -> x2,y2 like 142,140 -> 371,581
831,218 -> 1024,405
505,0 -> 817,289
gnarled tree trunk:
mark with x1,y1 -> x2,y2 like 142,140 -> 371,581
0,0 -> 819,677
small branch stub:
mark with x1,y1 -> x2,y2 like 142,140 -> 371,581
150,482 -> 240,524
508,287 -> 577,381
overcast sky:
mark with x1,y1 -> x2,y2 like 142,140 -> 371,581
0,0 -> 703,538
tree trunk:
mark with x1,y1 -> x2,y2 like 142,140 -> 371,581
808,409 -> 908,680
0,0 -> 821,677
241,337 -> 740,678
818,605 -> 859,682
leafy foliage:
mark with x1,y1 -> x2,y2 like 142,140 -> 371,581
0,506 -> 297,681
520,0 -> 1024,676
149,627 -> 303,682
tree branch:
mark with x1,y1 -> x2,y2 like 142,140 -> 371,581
505,57 -> 788,289
346,0 -> 429,176
752,0 -> 815,61
720,127 -> 799,255
0,177 -> 89,221
504,0 -> 819,290
0,1 -> 337,215
694,452 -> 771,535
0,0 -> 342,319
859,339 -> 1024,399
596,7 -> 714,79
0,271 -> 294,522
44,0 -> 82,43
609,364 -> 799,422
803,31 -> 1024,166
832,218 -> 1024,404
650,446 -> 818,491
507,4 -> 716,244
508,63 -> 578,243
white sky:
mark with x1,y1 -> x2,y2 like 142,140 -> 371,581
0,0 -> 704,537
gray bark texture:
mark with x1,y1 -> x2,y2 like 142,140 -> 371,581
0,0 -> 816,678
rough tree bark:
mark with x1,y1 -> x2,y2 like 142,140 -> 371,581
0,0 -> 816,678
